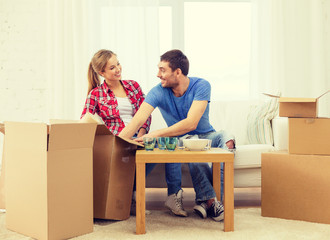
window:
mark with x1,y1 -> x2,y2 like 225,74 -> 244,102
159,0 -> 251,101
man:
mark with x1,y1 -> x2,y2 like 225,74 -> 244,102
119,49 -> 235,221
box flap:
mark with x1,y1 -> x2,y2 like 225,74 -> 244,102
117,135 -> 144,147
49,119 -> 79,124
263,93 -> 280,98
95,124 -> 112,135
80,112 -> 104,124
317,90 -> 330,99
94,124 -> 143,147
264,91 -> 330,102
0,123 -> 4,134
279,97 -> 317,103
4,122 -> 47,151
48,123 -> 97,151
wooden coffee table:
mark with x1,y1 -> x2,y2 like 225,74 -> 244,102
135,148 -> 235,234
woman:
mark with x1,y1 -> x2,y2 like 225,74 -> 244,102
81,49 -> 151,137
81,49 -> 154,215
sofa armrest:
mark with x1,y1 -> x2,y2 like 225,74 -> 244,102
272,117 -> 288,151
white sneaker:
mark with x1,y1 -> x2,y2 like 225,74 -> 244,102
165,189 -> 188,217
193,202 -> 208,219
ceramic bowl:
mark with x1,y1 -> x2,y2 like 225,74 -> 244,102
182,139 -> 208,151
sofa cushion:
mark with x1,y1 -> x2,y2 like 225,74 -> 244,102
247,97 -> 279,145
272,117 -> 288,151
234,144 -> 275,169
209,100 -> 261,145
234,168 -> 261,188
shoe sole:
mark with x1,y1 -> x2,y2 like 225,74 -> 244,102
193,205 -> 207,219
211,212 -> 224,222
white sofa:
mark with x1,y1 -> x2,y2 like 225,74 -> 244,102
0,101 -> 288,193
146,100 -> 289,188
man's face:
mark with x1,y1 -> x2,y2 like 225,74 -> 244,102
157,61 -> 179,88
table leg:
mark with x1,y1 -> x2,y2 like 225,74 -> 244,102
212,162 -> 221,201
136,162 -> 146,234
223,161 -> 234,232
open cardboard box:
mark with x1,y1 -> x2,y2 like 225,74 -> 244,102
264,90 -> 330,118
92,124 -> 143,220
262,151 -> 330,224
80,112 -> 144,220
4,121 -> 97,240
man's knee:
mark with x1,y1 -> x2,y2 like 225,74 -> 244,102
225,139 -> 235,149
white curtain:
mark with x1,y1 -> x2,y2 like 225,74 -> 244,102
47,0 -> 160,120
250,0 -> 330,117
47,0 -> 92,120
89,0 -> 160,92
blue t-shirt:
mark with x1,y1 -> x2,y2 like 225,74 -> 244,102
145,77 -> 215,136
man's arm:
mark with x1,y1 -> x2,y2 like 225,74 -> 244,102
136,127 -> 147,138
136,100 -> 208,140
119,102 -> 155,139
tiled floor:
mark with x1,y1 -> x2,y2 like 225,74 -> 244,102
146,187 -> 261,210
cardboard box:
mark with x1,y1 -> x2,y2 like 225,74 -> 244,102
4,121 -> 97,240
264,90 -> 329,118
92,124 -> 141,220
289,118 -> 330,155
261,152 -> 330,224
52,114 -> 142,220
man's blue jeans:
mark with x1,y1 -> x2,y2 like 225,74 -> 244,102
133,130 -> 235,201
172,130 -> 235,202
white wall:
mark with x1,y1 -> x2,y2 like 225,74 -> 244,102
0,0 -> 48,123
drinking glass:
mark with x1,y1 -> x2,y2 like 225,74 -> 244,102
157,137 -> 167,150
165,137 -> 178,151
205,139 -> 212,150
143,137 -> 156,151
177,137 -> 185,150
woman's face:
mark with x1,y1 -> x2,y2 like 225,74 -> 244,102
100,55 -> 122,82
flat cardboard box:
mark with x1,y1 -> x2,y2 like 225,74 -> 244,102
4,121 -> 97,240
0,124 -> 5,209
264,90 -> 329,118
93,124 -> 142,220
289,118 -> 330,155
261,152 -> 330,224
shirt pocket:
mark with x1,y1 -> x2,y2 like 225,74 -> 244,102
98,98 -> 119,119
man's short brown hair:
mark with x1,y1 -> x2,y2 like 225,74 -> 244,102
160,49 -> 189,76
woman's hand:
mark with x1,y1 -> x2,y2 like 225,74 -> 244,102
134,132 -> 158,143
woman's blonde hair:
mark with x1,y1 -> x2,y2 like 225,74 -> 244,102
87,49 -> 116,95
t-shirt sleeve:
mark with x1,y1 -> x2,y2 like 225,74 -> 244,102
194,79 -> 211,102
145,84 -> 161,108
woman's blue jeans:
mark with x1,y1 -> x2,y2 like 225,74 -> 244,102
132,163 -> 181,195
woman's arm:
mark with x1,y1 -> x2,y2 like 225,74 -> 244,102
81,91 -> 98,119
119,102 -> 154,139
136,127 -> 147,138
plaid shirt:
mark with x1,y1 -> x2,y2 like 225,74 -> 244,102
81,80 -> 151,135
